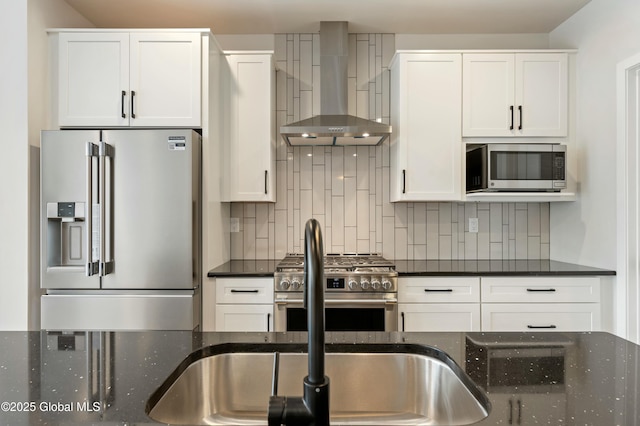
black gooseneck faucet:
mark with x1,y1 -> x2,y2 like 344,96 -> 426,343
268,218 -> 330,426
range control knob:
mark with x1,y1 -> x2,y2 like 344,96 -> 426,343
360,278 -> 371,290
348,279 -> 360,290
291,279 -> 301,290
371,278 -> 381,290
279,279 -> 290,290
382,279 -> 393,290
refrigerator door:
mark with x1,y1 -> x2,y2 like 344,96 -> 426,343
101,129 -> 199,290
41,130 -> 101,289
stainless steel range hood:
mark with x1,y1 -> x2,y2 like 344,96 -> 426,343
280,22 -> 392,146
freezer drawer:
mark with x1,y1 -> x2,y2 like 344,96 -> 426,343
41,294 -> 194,330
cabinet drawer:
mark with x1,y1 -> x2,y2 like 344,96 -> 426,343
482,303 -> 600,331
215,278 -> 274,304
481,277 -> 600,303
399,303 -> 480,332
215,304 -> 273,332
399,277 -> 480,303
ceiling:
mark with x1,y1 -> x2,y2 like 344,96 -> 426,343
63,0 -> 591,34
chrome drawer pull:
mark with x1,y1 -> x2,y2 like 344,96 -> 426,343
424,288 -> 453,293
526,288 -> 556,292
527,325 -> 557,329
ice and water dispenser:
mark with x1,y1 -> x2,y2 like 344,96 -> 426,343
45,201 -> 86,270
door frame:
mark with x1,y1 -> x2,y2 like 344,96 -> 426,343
616,52 -> 640,344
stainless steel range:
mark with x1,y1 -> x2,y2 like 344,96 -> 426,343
273,253 -> 398,332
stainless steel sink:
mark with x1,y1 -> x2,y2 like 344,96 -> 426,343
146,343 -> 490,425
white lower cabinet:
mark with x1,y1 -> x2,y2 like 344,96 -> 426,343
215,304 -> 273,332
206,277 -> 274,332
481,304 -> 600,331
480,277 -> 601,331
491,394 -> 566,425
398,277 -> 481,331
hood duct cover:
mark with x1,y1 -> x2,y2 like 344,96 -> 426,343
280,22 -> 392,146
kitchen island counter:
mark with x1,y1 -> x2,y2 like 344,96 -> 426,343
0,330 -> 637,425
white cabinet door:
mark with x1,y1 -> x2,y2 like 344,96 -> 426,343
215,304 -> 273,332
481,276 -> 600,303
58,32 -> 130,127
462,52 -> 567,137
56,31 -> 201,128
390,53 -> 462,201
399,303 -> 480,332
515,53 -> 568,137
462,54 -> 515,137
225,54 -> 275,202
481,303 -> 601,331
129,32 -> 201,127
215,277 -> 274,304
399,277 -> 480,303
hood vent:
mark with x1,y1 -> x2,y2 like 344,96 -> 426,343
280,22 -> 392,146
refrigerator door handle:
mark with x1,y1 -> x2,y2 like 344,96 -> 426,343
99,142 -> 114,276
86,143 -> 99,277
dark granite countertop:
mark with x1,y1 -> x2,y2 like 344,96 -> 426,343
207,259 -> 615,277
0,331 -> 637,425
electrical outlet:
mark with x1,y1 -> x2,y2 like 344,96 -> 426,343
469,217 -> 479,233
230,217 -> 240,233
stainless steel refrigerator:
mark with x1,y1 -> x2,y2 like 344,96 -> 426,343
40,129 -> 201,330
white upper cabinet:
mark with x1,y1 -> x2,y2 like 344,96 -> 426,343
55,31 -> 201,128
462,53 -> 568,137
223,53 -> 275,202
390,53 -> 463,202
128,32 -> 201,127
57,32 -> 130,127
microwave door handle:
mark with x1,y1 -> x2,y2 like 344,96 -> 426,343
85,143 -> 99,276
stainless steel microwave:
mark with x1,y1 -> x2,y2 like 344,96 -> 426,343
466,144 -> 566,192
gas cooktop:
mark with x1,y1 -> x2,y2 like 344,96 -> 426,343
275,253 -> 395,273
274,253 -> 397,292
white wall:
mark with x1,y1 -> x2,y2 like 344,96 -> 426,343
549,0 -> 640,338
0,1 -> 29,330
0,0 -> 91,330
549,0 -> 640,269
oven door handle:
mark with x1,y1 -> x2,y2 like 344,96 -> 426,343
275,297 -> 398,305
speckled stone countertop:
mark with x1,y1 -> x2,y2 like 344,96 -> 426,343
207,259 -> 615,277
0,331 -> 637,425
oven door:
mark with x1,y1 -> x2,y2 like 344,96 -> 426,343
274,293 -> 398,332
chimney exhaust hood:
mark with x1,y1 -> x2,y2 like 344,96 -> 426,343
280,22 -> 392,146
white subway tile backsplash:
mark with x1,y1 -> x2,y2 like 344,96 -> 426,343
229,32 -> 551,260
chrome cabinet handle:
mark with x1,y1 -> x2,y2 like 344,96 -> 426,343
424,288 -> 453,293
264,170 -> 268,194
527,325 -> 557,329
231,289 -> 260,293
267,313 -> 271,332
526,288 -> 556,292
401,312 -> 405,332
